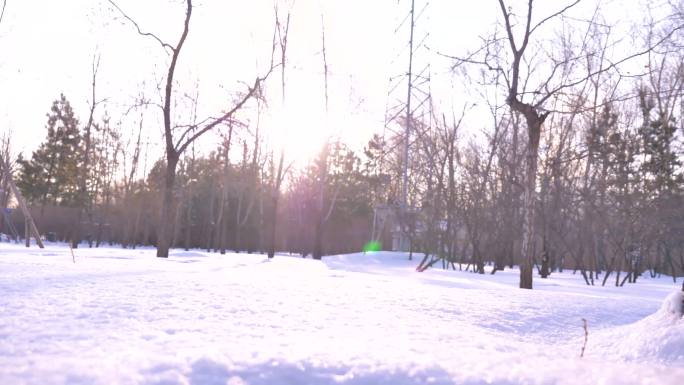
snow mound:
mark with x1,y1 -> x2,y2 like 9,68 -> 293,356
661,290 -> 684,318
590,291 -> 684,364
169,251 -> 209,258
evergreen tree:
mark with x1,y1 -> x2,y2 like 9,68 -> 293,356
638,88 -> 682,195
17,94 -> 82,207
637,87 -> 684,276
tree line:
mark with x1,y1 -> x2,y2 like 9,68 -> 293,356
4,92 -> 374,258
1,0 -> 684,288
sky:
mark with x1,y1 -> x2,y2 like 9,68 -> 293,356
0,0 -> 646,171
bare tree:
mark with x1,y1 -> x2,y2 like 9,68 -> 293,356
493,0 -> 580,288
312,14 -> 336,260
72,54 -> 105,248
216,127 -> 234,254
266,3 -> 292,259
109,0 -> 277,258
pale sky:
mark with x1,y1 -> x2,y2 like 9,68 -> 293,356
0,0 -> 644,171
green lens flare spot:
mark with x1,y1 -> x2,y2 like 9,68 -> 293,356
363,241 -> 381,252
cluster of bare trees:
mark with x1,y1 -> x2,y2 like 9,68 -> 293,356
371,0 -> 684,287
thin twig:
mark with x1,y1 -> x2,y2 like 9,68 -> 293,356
580,318 -> 589,357
529,0 -> 581,36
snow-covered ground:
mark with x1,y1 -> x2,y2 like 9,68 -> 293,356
1,242 -> 683,385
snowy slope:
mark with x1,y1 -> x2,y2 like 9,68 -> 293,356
0,242 -> 682,385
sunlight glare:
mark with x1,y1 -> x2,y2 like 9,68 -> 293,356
267,102 -> 329,166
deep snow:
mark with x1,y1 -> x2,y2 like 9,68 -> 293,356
0,242 -> 682,385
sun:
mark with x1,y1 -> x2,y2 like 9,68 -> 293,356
266,103 -> 329,167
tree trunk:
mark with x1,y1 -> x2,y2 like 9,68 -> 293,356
540,250 -> 550,278
519,119 -> 541,289
267,196 -> 278,259
267,153 -> 285,259
205,180 -> 216,252
219,198 -> 230,254
171,186 -> 185,248
130,195 -> 143,248
156,156 -> 178,258
184,195 -> 191,251
312,218 -> 324,260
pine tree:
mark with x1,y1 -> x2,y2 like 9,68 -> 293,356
17,94 -> 82,207
638,88 -> 682,195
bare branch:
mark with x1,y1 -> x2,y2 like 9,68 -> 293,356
529,0 -> 582,36
0,0 -> 7,26
434,46 -> 505,74
497,0 -> 518,54
321,13 -> 329,113
274,3 -> 292,101
177,71 -> 273,155
536,23 -> 684,107
107,0 -> 174,53
519,0 -> 535,55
